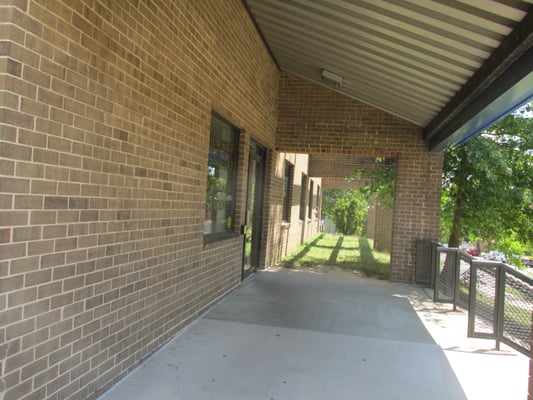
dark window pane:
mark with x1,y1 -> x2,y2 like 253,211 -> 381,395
308,180 -> 314,218
204,114 -> 238,236
282,161 -> 294,222
299,173 -> 307,221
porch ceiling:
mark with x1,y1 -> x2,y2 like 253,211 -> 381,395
244,0 -> 533,151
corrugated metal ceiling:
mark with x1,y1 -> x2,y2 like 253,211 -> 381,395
245,0 -> 532,127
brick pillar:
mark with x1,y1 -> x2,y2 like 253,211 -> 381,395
374,204 -> 393,253
276,72 -> 443,282
367,204 -> 376,239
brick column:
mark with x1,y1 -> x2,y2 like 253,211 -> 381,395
276,72 -> 443,282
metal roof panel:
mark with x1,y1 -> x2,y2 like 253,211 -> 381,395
245,0 -> 530,129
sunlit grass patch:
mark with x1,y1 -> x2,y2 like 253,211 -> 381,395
281,233 -> 390,280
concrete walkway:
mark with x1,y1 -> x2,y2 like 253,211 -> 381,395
100,268 -> 528,400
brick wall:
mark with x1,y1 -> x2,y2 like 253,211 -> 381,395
0,1 -> 281,399
310,155 -> 393,251
309,155 -> 385,177
373,204 -> 393,253
0,1 -> 441,399
321,177 -> 363,190
263,153 -> 321,266
367,204 -> 376,239
309,156 -> 373,190
276,73 -> 443,282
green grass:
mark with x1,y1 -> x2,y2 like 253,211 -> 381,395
281,233 -> 390,280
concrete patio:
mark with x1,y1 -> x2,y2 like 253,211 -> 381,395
100,268 -> 528,400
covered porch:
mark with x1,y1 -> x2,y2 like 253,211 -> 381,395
1,1 -> 532,399
100,268 -> 528,400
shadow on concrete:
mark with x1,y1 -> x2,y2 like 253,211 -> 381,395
101,269 -> 472,400
208,268 -> 435,343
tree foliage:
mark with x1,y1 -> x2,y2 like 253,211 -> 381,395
322,158 -> 396,235
347,158 -> 396,208
442,107 -> 533,252
321,189 -> 345,220
332,189 -> 368,235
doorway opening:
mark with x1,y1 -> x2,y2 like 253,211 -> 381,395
242,139 -> 266,279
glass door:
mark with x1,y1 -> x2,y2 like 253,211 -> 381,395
242,140 -> 266,279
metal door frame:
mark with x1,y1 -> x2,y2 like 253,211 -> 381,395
242,139 -> 266,280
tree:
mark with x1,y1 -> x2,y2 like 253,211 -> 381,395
332,189 -> 368,235
441,107 -> 533,252
321,189 -> 346,220
322,158 -> 396,236
347,158 -> 396,208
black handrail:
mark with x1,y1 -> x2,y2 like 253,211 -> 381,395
432,247 -> 533,357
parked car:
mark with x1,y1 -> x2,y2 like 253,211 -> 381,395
521,256 -> 533,267
465,248 -> 479,256
488,251 -> 506,263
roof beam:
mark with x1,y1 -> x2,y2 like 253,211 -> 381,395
424,8 -> 533,151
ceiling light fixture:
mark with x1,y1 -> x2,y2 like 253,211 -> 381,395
321,69 -> 343,88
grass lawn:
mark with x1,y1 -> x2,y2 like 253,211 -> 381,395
280,233 -> 390,280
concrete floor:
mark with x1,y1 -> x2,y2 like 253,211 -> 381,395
100,268 -> 528,400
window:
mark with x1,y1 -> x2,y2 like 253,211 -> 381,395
308,180 -> 314,219
299,173 -> 308,221
204,113 -> 239,237
282,161 -> 294,222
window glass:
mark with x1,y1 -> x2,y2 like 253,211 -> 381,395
204,114 -> 238,236
299,173 -> 308,220
308,180 -> 314,218
282,161 -> 294,222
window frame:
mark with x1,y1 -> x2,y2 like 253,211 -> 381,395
316,184 -> 321,215
299,173 -> 308,221
282,161 -> 294,223
308,179 -> 314,219
203,112 -> 240,242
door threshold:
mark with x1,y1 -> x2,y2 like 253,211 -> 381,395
241,271 -> 256,285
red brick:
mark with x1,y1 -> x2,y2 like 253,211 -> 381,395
0,228 -> 11,243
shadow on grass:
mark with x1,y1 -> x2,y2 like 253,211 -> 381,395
283,234 -> 324,267
359,237 -> 375,264
327,236 -> 344,264
358,237 -> 390,280
281,234 -> 390,280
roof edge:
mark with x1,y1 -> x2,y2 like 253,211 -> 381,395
424,8 -> 533,149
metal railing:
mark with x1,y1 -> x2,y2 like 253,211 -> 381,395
415,239 -> 439,286
432,246 -> 533,357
